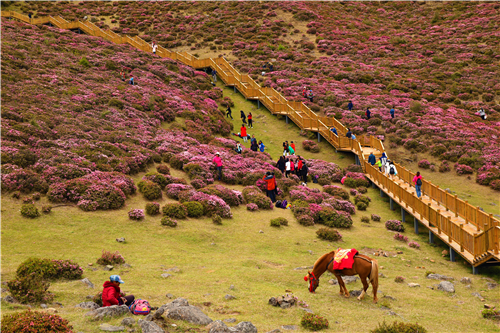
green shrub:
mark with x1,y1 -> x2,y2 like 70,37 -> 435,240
361,216 -> 370,223
323,185 -> 349,200
297,214 -> 315,226
343,177 -> 357,188
145,202 -> 160,215
394,276 -> 405,283
242,186 -> 272,210
301,312 -> 329,330
20,203 -> 40,218
317,208 -> 353,228
316,228 -> 342,242
162,203 -> 188,219
409,101 -> 423,113
17,258 -> 83,280
7,274 -> 54,304
79,56 -> 90,67
271,217 -> 288,227
370,320 -> 427,333
92,291 -> 103,307
212,214 -> 222,225
481,309 -> 500,320
2,310 -> 73,332
161,216 -> 178,227
41,205 -> 52,214
96,250 -> 125,266
143,172 -> 168,189
108,98 -> 124,109
137,180 -> 162,200
317,178 -> 331,186
356,201 -> 368,211
182,201 -> 204,217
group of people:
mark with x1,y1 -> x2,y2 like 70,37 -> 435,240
120,69 -> 135,85
347,101 -> 396,119
239,110 -> 253,128
302,87 -> 314,103
282,141 -> 295,156
275,155 -> 309,184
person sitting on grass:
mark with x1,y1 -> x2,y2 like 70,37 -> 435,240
102,275 -> 135,307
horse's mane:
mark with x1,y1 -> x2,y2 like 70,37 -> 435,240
314,251 -> 336,268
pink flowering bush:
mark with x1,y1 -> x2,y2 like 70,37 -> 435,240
343,172 -> 370,188
145,202 -> 160,215
418,159 -> 432,169
323,185 -> 349,200
302,140 -> 320,153
409,241 -> 421,249
246,203 -> 259,211
165,184 -> 194,200
394,233 -> 408,242
242,186 -> 273,210
385,220 -> 405,232
198,184 -> 242,206
128,209 -> 145,220
455,164 -> 474,175
290,185 -> 331,204
16,257 -> 83,280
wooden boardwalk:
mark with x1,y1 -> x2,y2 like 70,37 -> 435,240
2,10 -> 498,273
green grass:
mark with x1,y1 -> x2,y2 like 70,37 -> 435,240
2,84 -> 499,332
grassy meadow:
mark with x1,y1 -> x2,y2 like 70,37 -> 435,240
2,86 -> 499,332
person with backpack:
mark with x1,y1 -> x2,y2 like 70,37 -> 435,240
368,152 -> 376,166
288,144 -> 295,155
283,142 -> 289,156
387,161 -> 398,178
348,101 -> 353,111
346,128 -> 352,139
413,171 -> 423,198
478,108 -> 487,120
129,75 -> 134,85
366,107 -> 371,120
330,127 -> 338,135
152,41 -> 158,55
307,90 -> 314,103
390,107 -> 395,119
240,110 -> 247,124
380,152 -> 388,173
296,157 -> 303,177
290,158 -> 295,174
301,161 -> 309,184
240,124 -> 247,142
262,172 -> 277,203
375,159 -> 382,171
226,106 -> 233,120
213,152 -> 223,181
234,143 -> 242,154
120,70 -> 126,82
302,86 -> 307,98
248,112 -> 253,128
102,275 -> 135,307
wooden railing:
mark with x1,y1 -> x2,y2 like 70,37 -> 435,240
3,10 -> 498,265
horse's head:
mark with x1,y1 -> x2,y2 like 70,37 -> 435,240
304,271 -> 319,293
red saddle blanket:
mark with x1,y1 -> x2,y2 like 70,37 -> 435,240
333,248 -> 358,270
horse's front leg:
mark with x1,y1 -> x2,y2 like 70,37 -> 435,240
335,274 -> 349,298
358,277 -> 369,301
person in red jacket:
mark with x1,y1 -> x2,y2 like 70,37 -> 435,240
102,275 -> 135,307
240,124 -> 247,142
262,172 -> 277,203
248,112 -> 253,128
291,141 -> 296,153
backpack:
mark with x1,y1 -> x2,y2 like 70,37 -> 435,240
389,166 -> 395,175
129,299 -> 151,315
416,178 -> 422,186
280,200 -> 288,209
275,200 -> 282,208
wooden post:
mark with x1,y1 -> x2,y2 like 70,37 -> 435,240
454,195 -> 458,217
459,224 -> 464,252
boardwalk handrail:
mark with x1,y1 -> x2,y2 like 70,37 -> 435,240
3,10 -> 498,265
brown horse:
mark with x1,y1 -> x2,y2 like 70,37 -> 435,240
304,250 -> 379,303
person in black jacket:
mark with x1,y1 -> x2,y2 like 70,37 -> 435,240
226,106 -> 233,120
346,128 -> 352,139
240,110 -> 247,124
301,163 -> 309,184
276,156 -> 286,175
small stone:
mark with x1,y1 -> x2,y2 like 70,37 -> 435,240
144,314 -> 154,322
380,306 -> 390,310
437,281 -> 455,293
487,282 -> 498,290
379,273 -> 386,278
41,303 -> 47,308
269,297 -> 278,306
408,283 -> 420,288
397,251 -> 403,254
225,294 -> 236,300
281,325 -> 298,330
471,292 -> 483,299
164,267 -> 180,273
166,293 -> 174,299
308,250 -> 313,255
388,311 -> 397,316
349,290 -> 362,297
427,274 -> 454,281
99,323 -> 125,332
121,318 -> 135,327
224,318 -> 237,323
460,277 -> 472,284
104,265 -> 114,271
267,330 -> 281,333
442,250 -> 449,256
116,237 -> 126,243
75,301 -> 100,310
259,230 -> 264,233
484,304 -> 495,309
81,278 -> 94,289
383,295 -> 396,301
122,263 -> 132,268
160,273 -> 172,278
229,285 -> 234,290
2,295 -> 16,303
300,307 -> 313,314
280,302 -> 291,309
153,307 -> 165,319
211,243 -> 216,246
55,302 -> 63,307
46,308 -> 58,313
88,263 -> 93,266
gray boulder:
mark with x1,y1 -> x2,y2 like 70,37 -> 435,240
153,307 -> 165,319
408,283 -> 420,288
121,317 -> 135,326
104,265 -> 114,271
160,297 -> 189,310
160,273 -> 172,279
99,323 -> 125,332
460,277 -> 472,284
427,274 -> 454,281
281,325 -> 298,330
437,281 -> 455,293
81,278 -> 94,289
85,305 -> 130,321
235,321 -> 257,333
3,295 -> 16,303
349,290 -> 362,297
207,320 -> 234,333
329,276 -> 358,285
75,301 -> 100,310
165,305 -> 213,325
138,319 -> 165,333
225,294 -> 236,300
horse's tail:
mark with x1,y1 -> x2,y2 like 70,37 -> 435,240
369,259 -> 379,288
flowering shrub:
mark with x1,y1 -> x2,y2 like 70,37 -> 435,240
317,207 -> 353,228
357,187 -> 367,194
316,228 -> 342,242
181,191 -> 233,218
302,140 -> 320,153
198,184 -> 242,206
162,203 -> 188,219
455,164 -> 474,175
385,220 -> 405,232
490,179 -> 500,191
394,233 -> 408,242
246,203 -> 259,211
138,180 -> 162,200
16,258 -> 83,280
301,312 -> 329,331
343,172 -> 370,188
409,241 -> 420,249
165,184 -> 194,200
128,209 -> 145,220
145,202 -> 160,215
182,201 -> 205,217
7,274 -> 54,304
394,276 -> 405,283
371,214 -> 381,222
242,186 -> 272,210
96,250 -> 125,266
20,204 -> 40,218
42,205 -> 52,214
371,321 -> 427,333
439,161 -> 451,173
323,185 -> 349,200
156,164 -> 170,175
418,159 -> 432,169
1,310 -> 73,333
361,216 -> 370,223
323,198 -> 356,215
161,216 -> 178,227
142,172 -> 168,189
297,214 -> 315,226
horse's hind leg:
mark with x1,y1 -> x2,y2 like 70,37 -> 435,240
334,275 -> 346,297
357,276 -> 369,301
339,277 -> 350,298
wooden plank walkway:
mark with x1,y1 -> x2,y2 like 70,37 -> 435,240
2,10 -> 498,272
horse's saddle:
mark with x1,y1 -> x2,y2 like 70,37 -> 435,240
332,248 -> 358,270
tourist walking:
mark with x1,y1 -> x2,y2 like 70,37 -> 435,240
348,100 -> 353,111
259,140 -> 265,152
212,69 -> 217,82
390,107 -> 395,119
413,171 -> 423,198
226,106 -> 233,119
386,161 -> 398,178
346,128 -> 352,139
262,172 -> 277,203
380,153 -> 388,173
248,112 -> 253,128
307,89 -> 314,103
240,110 -> 247,124
120,70 -> 126,82
240,124 -> 247,142
276,156 -> 286,174
152,41 -> 158,54
301,162 -> 309,184
366,107 -> 371,120
478,108 -> 487,120
129,74 -> 134,85
296,157 -> 303,177
251,140 -> 258,152
288,144 -> 295,155
302,86 -> 307,98
330,127 -> 338,135
234,143 -> 242,154
213,152 -> 223,181
291,141 -> 296,153
368,152 -> 376,166
250,135 -> 257,146
375,159 -> 382,171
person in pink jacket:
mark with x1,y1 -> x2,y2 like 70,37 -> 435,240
413,171 -> 423,198
213,152 -> 223,181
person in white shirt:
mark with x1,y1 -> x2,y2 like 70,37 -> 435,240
386,161 -> 398,178
152,41 -> 157,54
285,158 -> 291,178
